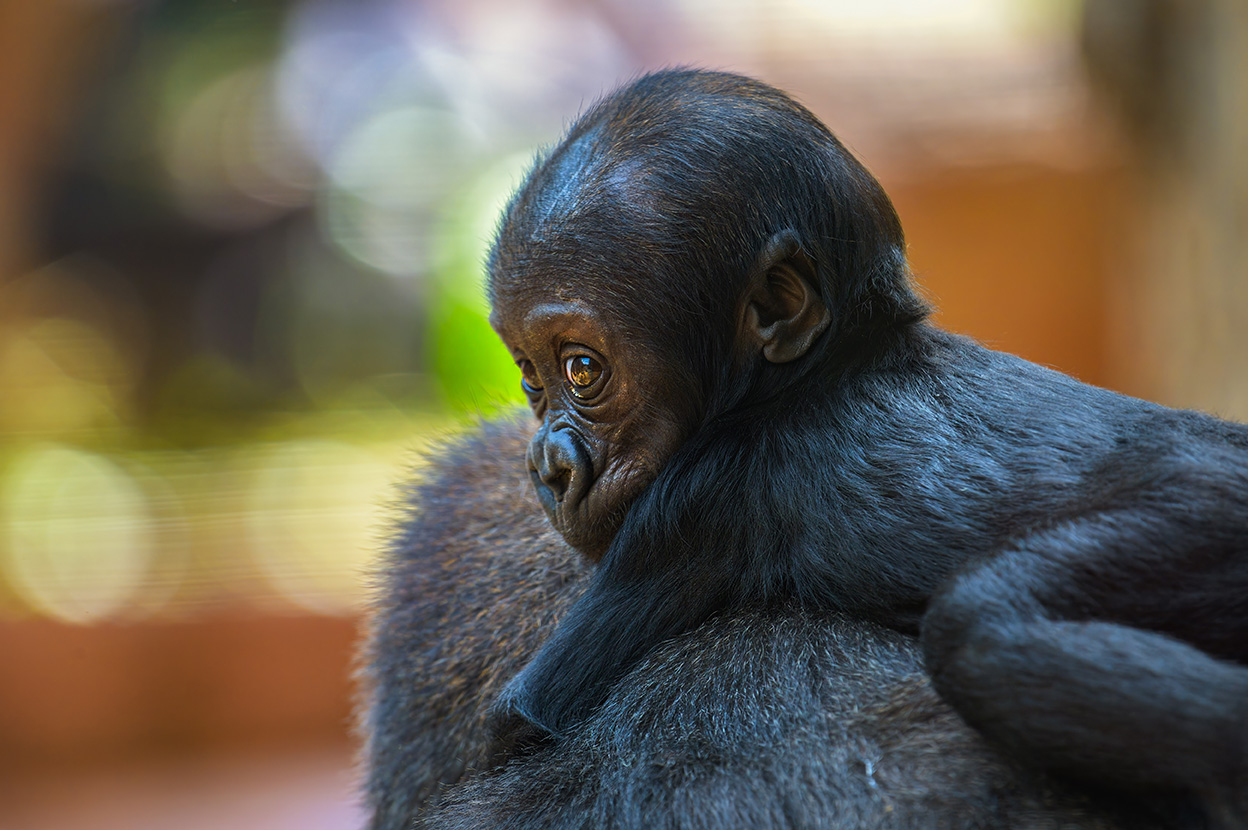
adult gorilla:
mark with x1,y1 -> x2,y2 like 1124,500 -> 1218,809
359,417 -> 1192,830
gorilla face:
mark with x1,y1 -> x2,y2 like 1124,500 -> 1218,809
489,297 -> 691,560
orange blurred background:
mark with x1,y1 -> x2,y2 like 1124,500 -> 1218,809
1,1 -> 1245,827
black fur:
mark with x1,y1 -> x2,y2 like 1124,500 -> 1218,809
485,70 -> 1248,825
360,417 -> 1199,829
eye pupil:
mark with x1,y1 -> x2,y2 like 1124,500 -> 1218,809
566,355 -> 602,393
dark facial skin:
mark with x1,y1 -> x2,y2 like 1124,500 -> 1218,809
489,299 -> 690,559
485,69 -> 1248,830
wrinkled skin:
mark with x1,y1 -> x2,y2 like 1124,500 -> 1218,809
490,300 -> 690,558
483,68 -> 1248,828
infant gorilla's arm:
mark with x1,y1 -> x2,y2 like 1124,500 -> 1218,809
486,70 -> 1248,824
359,417 -> 1194,830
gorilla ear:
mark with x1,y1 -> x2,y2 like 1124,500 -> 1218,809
742,230 -> 831,363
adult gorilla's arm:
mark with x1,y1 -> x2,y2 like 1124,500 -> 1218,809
358,416 -> 1189,830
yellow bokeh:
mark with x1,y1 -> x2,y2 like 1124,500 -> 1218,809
0,317 -> 129,437
1,445 -> 154,623
244,439 -> 397,614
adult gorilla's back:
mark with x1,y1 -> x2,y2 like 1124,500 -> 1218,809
360,417 -> 1185,829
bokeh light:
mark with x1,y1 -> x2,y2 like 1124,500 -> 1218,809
2,445 -> 154,623
161,66 -> 315,231
244,440 -> 397,615
427,153 -> 533,413
0,317 -> 129,437
3,0 -> 1246,826
323,106 -> 472,278
0,0 -> 1104,624
4,0 -> 1227,631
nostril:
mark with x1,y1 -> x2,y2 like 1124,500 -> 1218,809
536,448 -> 572,500
546,468 -> 571,500
528,450 -> 572,502
527,425 -> 586,507
541,437 -> 576,502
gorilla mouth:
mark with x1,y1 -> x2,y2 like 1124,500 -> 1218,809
528,473 -> 619,560
529,468 -> 584,533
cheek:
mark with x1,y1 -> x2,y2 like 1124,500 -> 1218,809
590,415 -> 688,519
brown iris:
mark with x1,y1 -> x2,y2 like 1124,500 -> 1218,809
565,355 -> 603,398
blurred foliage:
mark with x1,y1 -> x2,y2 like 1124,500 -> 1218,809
428,155 -> 532,413
1,0 -> 1088,621
1,0 -> 542,621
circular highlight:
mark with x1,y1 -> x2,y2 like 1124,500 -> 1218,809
2,445 -> 154,623
245,440 -> 394,614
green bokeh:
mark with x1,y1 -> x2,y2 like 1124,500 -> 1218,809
427,155 -> 532,414
429,299 -> 522,414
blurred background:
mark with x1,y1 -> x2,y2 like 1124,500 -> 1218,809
0,0 -> 1244,827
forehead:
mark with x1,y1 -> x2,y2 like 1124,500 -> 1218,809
488,228 -> 666,332
489,131 -> 672,283
489,293 -> 614,351
485,148 -> 705,350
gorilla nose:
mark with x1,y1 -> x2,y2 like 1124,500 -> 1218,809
534,457 -> 571,500
528,426 -> 585,504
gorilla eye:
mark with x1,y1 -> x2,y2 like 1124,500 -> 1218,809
518,360 -> 543,394
565,355 -> 603,398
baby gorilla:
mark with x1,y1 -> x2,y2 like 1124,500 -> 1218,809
487,69 -> 1248,825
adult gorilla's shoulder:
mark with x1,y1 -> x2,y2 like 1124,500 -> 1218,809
359,416 -> 1186,830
